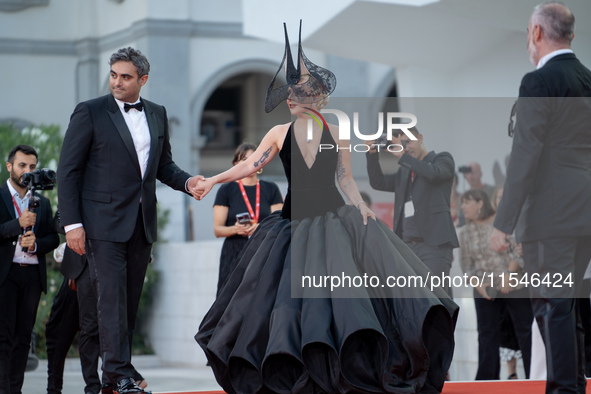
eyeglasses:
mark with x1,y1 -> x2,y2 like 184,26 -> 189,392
508,101 -> 517,138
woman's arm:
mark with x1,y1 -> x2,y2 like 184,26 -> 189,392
192,124 -> 288,200
330,126 -> 376,224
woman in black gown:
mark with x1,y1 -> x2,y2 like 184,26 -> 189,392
192,22 -> 459,394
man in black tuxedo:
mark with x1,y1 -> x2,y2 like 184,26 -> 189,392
0,145 -> 59,394
366,127 -> 458,295
57,47 -> 201,394
491,3 -> 591,393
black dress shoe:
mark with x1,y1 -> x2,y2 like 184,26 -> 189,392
101,382 -> 114,394
114,378 -> 151,394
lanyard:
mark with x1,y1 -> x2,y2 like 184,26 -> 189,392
238,180 -> 260,223
11,194 -> 23,217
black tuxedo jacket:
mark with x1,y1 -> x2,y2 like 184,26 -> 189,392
494,53 -> 591,243
57,94 -> 192,244
0,183 -> 59,292
367,150 -> 459,248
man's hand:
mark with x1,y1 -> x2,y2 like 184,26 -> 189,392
66,226 -> 86,255
389,134 -> 404,158
187,175 -> 205,191
18,209 -> 37,229
19,230 -> 36,250
191,177 -> 214,201
490,227 -> 510,252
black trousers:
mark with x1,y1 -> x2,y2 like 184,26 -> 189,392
523,236 -> 591,394
473,287 -> 533,380
46,277 -> 80,394
0,264 -> 41,394
404,240 -> 454,296
86,209 -> 151,385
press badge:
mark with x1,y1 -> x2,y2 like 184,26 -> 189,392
404,200 -> 415,217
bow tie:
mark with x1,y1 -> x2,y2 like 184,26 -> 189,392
124,102 -> 143,112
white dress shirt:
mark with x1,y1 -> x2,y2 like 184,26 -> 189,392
7,180 -> 39,264
536,48 -> 574,70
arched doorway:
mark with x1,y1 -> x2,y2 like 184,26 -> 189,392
199,71 -> 289,178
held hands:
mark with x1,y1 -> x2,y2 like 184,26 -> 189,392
234,221 -> 258,237
18,209 -> 36,229
476,282 -> 493,300
490,227 -> 510,252
190,177 -> 214,201
66,226 -> 86,255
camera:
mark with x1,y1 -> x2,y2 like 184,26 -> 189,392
236,212 -> 252,225
458,165 -> 472,174
21,168 -> 56,191
20,169 -> 56,252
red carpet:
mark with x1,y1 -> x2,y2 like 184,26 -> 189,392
157,380 -> 591,394
154,380 -> 591,394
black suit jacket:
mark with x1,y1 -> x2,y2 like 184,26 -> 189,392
57,94 -> 192,244
0,183 -> 59,293
494,53 -> 591,242
366,150 -> 459,248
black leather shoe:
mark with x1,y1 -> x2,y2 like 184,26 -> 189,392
114,378 -> 151,394
101,382 -> 114,394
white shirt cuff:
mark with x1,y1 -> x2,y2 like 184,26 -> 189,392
64,223 -> 83,233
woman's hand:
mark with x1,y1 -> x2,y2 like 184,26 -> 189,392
192,178 -> 214,201
358,202 -> 376,225
245,221 -> 259,237
476,282 -> 493,300
233,223 -> 250,236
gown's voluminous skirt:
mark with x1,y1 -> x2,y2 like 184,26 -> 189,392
196,206 -> 459,394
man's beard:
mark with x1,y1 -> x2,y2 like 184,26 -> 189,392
10,170 -> 26,189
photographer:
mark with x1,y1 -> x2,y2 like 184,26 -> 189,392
459,162 -> 495,200
365,127 -> 458,296
0,145 -> 59,393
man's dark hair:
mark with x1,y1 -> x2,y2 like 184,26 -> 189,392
7,144 -> 38,164
109,47 -> 151,78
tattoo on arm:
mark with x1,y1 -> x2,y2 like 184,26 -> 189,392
254,147 -> 272,168
337,152 -> 346,180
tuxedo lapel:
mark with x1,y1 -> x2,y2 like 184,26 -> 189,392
142,100 -> 159,181
107,95 -> 142,177
0,184 -> 16,220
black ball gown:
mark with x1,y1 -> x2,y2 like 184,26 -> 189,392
196,123 -> 459,393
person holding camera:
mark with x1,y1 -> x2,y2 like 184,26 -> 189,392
0,144 -> 60,394
459,189 -> 532,381
365,127 -> 458,296
212,143 -> 283,296
459,162 -> 495,201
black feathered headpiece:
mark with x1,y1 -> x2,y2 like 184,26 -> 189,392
264,20 -> 337,113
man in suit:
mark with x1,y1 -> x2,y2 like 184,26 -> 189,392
366,127 -> 458,296
491,3 -> 591,393
57,47 -> 201,394
0,145 -> 60,394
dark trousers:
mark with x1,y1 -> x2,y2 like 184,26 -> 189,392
46,277 -> 80,394
405,240 -> 453,296
86,209 -> 151,385
46,264 -> 102,394
76,264 -> 101,393
523,236 -> 591,394
473,287 -> 533,380
0,264 -> 41,394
